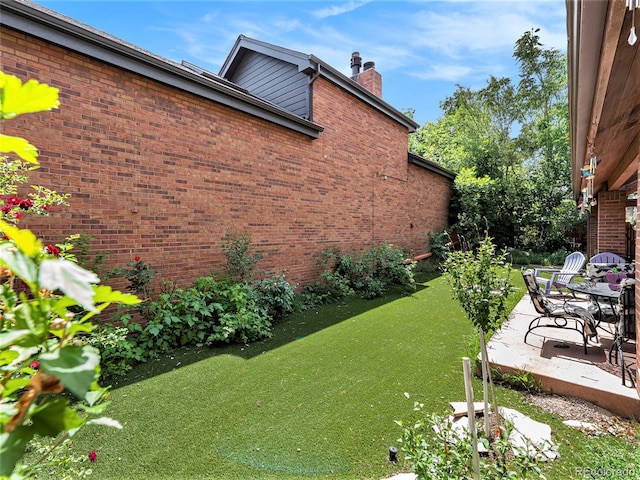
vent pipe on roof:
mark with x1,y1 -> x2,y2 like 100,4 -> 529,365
351,52 -> 362,76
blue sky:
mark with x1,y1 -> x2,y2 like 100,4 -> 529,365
36,0 -> 568,126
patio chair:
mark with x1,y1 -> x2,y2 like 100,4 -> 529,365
522,269 -> 597,354
589,252 -> 626,264
585,252 -> 633,283
534,251 -> 585,295
608,278 -> 636,387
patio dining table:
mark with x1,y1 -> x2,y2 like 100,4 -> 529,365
566,281 -> 621,321
567,281 -> 635,387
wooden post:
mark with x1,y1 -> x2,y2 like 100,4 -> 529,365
479,327 -> 490,437
462,357 -> 480,479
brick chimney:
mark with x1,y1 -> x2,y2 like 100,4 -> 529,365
350,53 -> 382,98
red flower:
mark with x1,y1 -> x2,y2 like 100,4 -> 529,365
45,244 -> 60,257
30,360 -> 39,369
43,204 -> 51,211
14,212 -> 22,220
88,450 -> 97,463
134,256 -> 141,262
19,199 -> 33,210
1,205 -> 12,214
6,196 -> 21,206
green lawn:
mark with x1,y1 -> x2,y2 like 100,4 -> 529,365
64,271 -> 638,479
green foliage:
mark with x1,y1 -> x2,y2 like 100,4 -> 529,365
427,230 -> 452,264
397,405 -> 546,479
507,248 -> 570,267
118,276 -> 273,361
0,71 -> 139,478
299,242 -> 416,307
450,168 -> 496,247
84,325 -> 139,379
109,255 -> 156,324
492,368 -> 543,393
410,30 -> 583,252
219,229 -> 263,282
442,236 -> 514,334
250,274 -> 295,323
109,256 -> 155,299
0,221 -> 140,477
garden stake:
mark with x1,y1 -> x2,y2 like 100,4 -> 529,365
463,357 -> 480,480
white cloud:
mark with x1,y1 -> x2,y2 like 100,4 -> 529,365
312,1 -> 372,19
410,63 -> 473,82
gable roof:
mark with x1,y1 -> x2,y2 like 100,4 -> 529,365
0,0 -> 324,138
220,35 -> 419,132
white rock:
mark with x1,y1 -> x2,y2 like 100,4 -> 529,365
499,406 -> 558,461
381,474 -> 417,480
563,419 -> 599,431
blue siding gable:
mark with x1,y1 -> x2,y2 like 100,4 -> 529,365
229,50 -> 310,119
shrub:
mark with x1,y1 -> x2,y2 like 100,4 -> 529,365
396,405 -> 547,479
427,229 -> 452,264
299,242 -> 416,306
84,325 -> 140,378
251,274 -> 295,323
507,248 -> 571,267
120,276 -> 273,360
219,229 -> 263,282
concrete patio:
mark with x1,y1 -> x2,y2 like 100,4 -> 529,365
487,292 -> 640,419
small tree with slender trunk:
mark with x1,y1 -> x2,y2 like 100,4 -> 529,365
442,234 -> 514,437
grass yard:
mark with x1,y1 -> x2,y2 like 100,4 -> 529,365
64,271 -> 639,479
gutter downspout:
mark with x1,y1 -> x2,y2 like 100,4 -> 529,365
307,62 -> 321,123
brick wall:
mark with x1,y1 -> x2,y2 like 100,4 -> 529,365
595,191 -> 627,256
0,27 -> 452,291
352,67 -> 382,98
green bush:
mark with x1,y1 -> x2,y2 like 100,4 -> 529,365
427,229 -> 451,263
299,242 -> 416,306
120,276 -> 273,360
507,248 -> 571,267
219,229 -> 263,282
84,325 -> 140,379
397,405 -> 546,479
250,274 -> 295,323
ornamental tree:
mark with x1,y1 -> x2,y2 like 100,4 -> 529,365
442,235 -> 514,437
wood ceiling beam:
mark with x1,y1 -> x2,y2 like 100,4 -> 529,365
609,132 -> 640,191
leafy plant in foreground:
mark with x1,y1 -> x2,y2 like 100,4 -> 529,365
0,71 -> 140,478
396,404 -> 546,479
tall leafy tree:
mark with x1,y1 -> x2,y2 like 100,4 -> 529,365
410,29 -> 583,251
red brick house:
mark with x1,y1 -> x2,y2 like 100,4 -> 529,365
0,0 -> 453,289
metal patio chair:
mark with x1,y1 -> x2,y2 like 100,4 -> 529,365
608,278 -> 636,387
522,269 -> 597,354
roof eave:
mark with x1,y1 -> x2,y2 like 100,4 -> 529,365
314,57 -> 419,132
408,152 -> 456,180
0,0 -> 323,139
